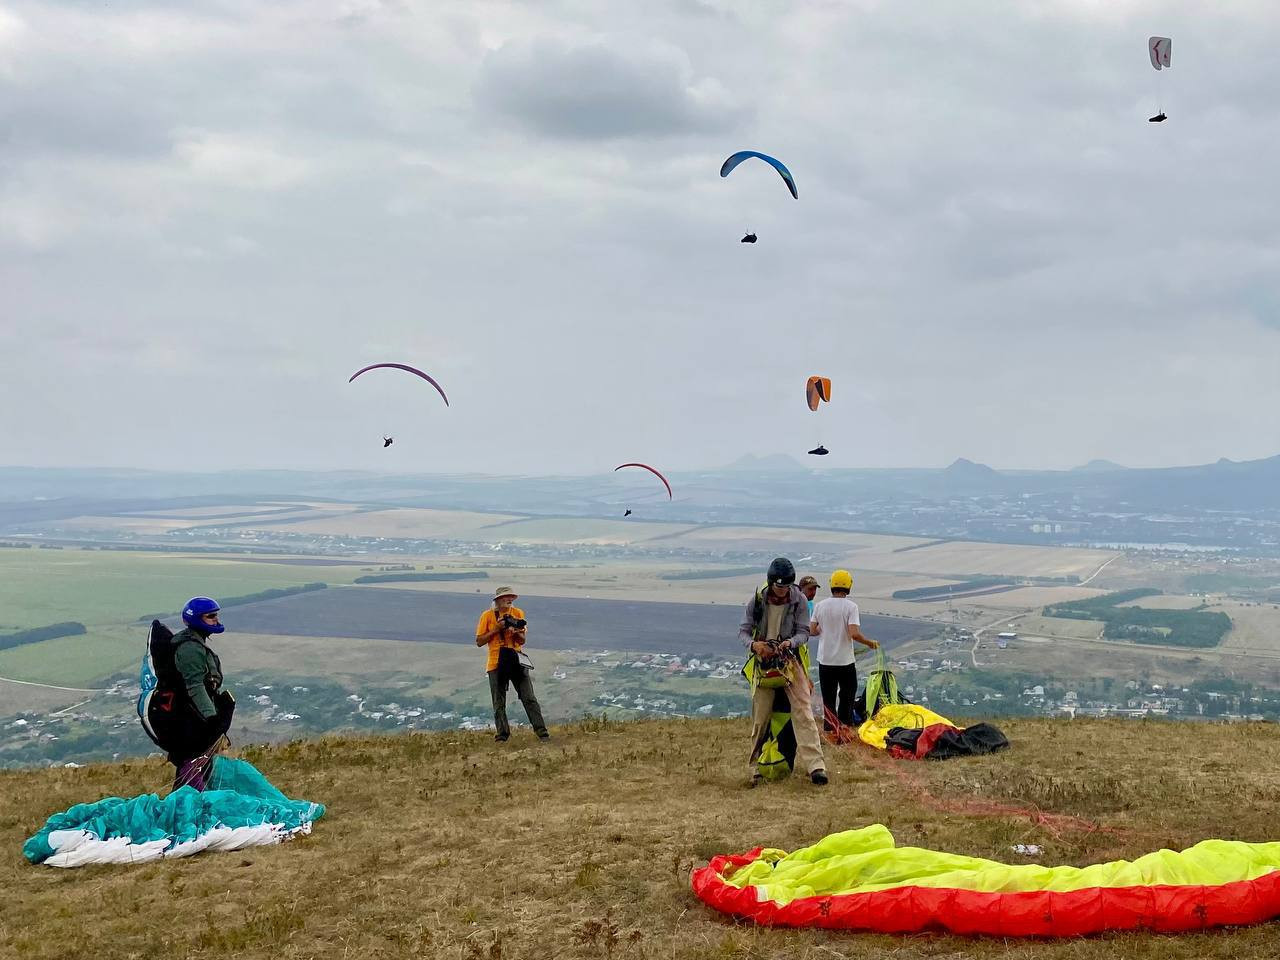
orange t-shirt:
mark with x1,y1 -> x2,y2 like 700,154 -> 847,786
475,606 -> 527,672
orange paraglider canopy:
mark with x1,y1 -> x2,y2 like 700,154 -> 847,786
614,463 -> 673,499
805,376 -> 831,412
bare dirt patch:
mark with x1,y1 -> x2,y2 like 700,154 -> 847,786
1212,600 -> 1280,655
856,541 -> 1115,579
1016,614 -> 1107,641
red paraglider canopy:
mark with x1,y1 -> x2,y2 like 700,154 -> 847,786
614,463 -> 673,499
348,363 -> 449,407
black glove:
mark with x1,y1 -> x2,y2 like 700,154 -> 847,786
215,690 -> 236,723
202,714 -> 226,743
206,693 -> 233,742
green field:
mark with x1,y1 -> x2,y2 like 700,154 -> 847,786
0,624 -> 145,687
0,548 -> 371,631
0,548 -> 370,686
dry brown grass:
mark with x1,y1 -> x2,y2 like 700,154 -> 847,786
1211,600 -> 1280,655
5,717 -> 1280,959
846,542 -> 1116,579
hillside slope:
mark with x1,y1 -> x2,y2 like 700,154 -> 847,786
5,717 -> 1280,959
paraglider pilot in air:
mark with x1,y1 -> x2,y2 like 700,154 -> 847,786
383,436 -> 394,448
476,587 -> 550,742
741,233 -> 758,244
143,598 -> 235,791
1147,38 -> 1170,123
740,558 -> 828,786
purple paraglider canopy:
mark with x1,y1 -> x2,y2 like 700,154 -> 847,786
348,363 -> 449,406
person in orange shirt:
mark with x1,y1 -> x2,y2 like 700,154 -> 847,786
475,586 -> 550,743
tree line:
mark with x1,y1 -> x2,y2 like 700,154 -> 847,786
136,582 -> 328,622
0,622 -> 86,652
1043,589 -> 1230,649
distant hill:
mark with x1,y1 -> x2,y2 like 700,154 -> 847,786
1075,453 -> 1280,510
7,452 -> 1280,529
941,457 -> 1004,490
1072,459 -> 1128,472
945,457 -> 998,477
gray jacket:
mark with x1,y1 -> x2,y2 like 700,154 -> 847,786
737,584 -> 811,650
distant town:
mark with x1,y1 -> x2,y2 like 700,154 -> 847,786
9,628 -> 1280,769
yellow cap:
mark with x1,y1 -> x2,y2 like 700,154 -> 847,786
829,569 -> 853,591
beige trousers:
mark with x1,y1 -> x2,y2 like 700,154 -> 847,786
748,667 -> 826,777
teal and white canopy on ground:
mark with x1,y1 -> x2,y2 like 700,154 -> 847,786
22,757 -> 324,868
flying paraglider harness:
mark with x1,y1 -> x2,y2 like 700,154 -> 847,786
741,584 -> 813,780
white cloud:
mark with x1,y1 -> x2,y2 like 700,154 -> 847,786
474,34 -> 747,139
171,130 -> 314,189
1,0 -> 1280,474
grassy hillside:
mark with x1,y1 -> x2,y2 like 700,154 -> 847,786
5,717 -> 1280,959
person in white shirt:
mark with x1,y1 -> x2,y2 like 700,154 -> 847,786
809,569 -> 879,733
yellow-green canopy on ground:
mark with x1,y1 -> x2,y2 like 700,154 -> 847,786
692,824 -> 1280,936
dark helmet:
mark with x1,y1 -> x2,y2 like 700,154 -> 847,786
182,597 -> 225,635
766,557 -> 796,586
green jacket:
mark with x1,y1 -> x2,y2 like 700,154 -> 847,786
171,627 -> 224,720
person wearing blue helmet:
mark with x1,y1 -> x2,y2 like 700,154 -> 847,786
148,598 -> 235,790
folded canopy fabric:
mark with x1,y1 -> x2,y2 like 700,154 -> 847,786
24,757 -> 324,868
858,703 -> 953,749
691,824 -> 1280,936
884,722 -> 1010,760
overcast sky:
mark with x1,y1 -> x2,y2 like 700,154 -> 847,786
2,0 -> 1279,475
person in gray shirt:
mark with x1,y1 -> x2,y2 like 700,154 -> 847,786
739,558 -> 828,786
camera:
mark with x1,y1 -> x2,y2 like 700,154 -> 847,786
501,615 -> 527,630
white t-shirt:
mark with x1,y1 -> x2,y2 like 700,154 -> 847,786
812,596 -> 861,666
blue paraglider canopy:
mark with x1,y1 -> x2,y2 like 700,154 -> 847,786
720,151 -> 798,199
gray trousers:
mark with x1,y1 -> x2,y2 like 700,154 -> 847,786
488,665 -> 548,738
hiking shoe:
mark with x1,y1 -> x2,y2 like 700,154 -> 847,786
810,770 -> 829,786
494,734 -> 509,743
537,733 -> 551,742
747,773 -> 763,788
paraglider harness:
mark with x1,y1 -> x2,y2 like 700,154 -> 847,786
137,620 -> 234,762
741,584 -> 812,691
741,584 -> 813,781
854,648 -> 909,721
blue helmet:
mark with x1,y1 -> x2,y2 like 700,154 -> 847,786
182,597 -> 225,634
